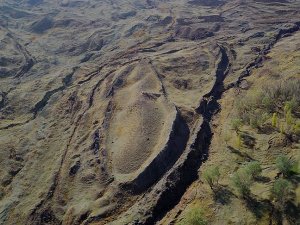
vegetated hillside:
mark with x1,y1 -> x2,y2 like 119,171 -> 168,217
0,0 -> 299,224
161,31 -> 300,225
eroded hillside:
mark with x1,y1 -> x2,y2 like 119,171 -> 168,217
0,0 -> 299,224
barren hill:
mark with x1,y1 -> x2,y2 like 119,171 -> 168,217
0,0 -> 299,224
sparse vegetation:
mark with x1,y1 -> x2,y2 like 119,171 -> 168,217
264,80 -> 300,113
183,34 -> 300,224
271,178 -> 293,209
280,123 -> 285,134
236,90 -> 266,127
276,155 -> 295,177
235,79 -> 300,134
178,207 -> 207,225
1,1 -> 300,225
203,166 -> 220,191
231,162 -> 262,197
224,132 -> 231,146
231,168 -> 253,197
244,161 -> 262,179
231,119 -> 242,133
236,134 -> 243,150
272,112 -> 278,127
249,112 -> 268,129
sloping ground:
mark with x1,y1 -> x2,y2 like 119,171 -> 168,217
0,0 -> 299,225
160,27 -> 300,225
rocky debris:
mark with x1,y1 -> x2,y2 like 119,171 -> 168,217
91,130 -> 100,154
69,160 -> 81,176
240,133 -> 256,149
268,134 -> 291,148
173,79 -> 190,90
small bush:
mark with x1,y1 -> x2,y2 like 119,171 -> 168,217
249,112 -> 268,129
231,119 -> 243,133
284,99 -> 297,115
280,122 -> 285,134
244,161 -> 262,179
231,168 -> 253,197
276,155 -> 294,177
203,166 -> 220,190
272,112 -> 278,127
178,207 -> 207,225
271,178 -> 293,209
285,109 -> 294,126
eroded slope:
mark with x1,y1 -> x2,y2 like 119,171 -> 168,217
0,0 -> 300,224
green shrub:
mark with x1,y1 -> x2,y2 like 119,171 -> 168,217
285,109 -> 294,127
276,155 -> 294,177
271,178 -> 293,209
284,102 -> 290,115
244,161 -> 262,179
203,166 -> 220,190
249,112 -> 268,129
178,207 -> 207,225
272,112 -> 278,127
262,95 -> 275,112
280,122 -> 285,134
231,119 -> 243,133
231,168 -> 253,197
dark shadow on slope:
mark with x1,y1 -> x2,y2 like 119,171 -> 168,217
227,146 -> 253,161
213,185 -> 234,205
244,196 -> 271,219
122,111 -> 190,194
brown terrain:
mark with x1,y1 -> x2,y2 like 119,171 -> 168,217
0,0 -> 299,224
